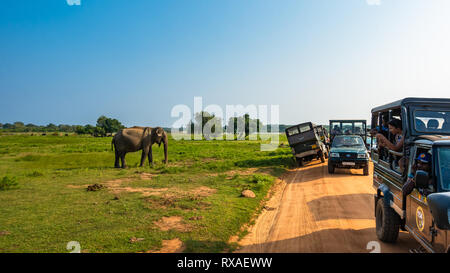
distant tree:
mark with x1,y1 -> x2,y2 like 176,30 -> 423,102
46,123 -> 58,132
96,115 -> 124,136
93,126 -> 106,137
2,123 -> 13,129
13,122 -> 25,130
84,125 -> 95,135
58,124 -> 73,132
192,111 -> 222,139
227,114 -> 263,139
74,125 -> 85,135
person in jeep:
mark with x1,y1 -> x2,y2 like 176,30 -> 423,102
375,118 -> 404,152
402,153 -> 434,198
331,125 -> 341,135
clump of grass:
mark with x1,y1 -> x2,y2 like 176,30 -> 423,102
0,176 -> 19,191
249,174 -> 273,184
159,166 -> 187,174
15,154 -> 41,162
27,170 -> 44,177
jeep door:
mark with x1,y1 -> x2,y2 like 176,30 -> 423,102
405,148 -> 434,250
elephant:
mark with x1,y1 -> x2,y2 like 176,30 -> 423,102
111,126 -> 168,168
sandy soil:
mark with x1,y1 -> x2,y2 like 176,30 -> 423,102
236,162 -> 419,253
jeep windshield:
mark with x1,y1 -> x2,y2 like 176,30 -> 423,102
332,136 -> 364,148
287,124 -> 312,136
437,147 -> 450,191
414,110 -> 450,135
330,121 -> 366,135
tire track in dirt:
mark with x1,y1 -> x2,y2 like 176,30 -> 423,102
236,162 -> 419,253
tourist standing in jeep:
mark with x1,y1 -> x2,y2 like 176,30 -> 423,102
371,98 -> 450,253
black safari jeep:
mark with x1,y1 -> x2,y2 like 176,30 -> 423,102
371,98 -> 450,253
285,122 -> 329,167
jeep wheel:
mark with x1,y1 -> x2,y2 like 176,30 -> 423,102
375,198 -> 400,243
327,161 -> 335,174
296,158 -> 304,167
363,165 -> 369,176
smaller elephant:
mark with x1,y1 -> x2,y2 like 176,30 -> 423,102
112,126 -> 168,168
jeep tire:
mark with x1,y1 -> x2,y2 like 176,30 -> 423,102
328,161 -> 335,174
363,165 -> 369,176
375,198 -> 400,243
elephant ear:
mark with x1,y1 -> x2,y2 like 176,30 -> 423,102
151,127 -> 163,146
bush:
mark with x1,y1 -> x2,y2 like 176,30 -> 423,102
250,174 -> 273,184
27,171 -> 44,177
0,176 -> 19,191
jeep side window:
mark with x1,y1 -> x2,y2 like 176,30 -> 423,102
437,147 -> 450,191
374,109 -> 406,174
408,148 -> 435,195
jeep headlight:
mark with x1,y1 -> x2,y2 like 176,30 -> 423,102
357,153 -> 368,159
330,152 -> 340,158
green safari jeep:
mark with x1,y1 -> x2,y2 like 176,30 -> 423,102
328,135 -> 370,175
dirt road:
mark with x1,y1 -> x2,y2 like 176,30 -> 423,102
237,162 -> 419,253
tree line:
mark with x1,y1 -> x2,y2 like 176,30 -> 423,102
183,111 -> 285,139
1,113 -> 292,138
0,116 -> 124,137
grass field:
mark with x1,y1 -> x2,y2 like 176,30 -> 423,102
0,134 -> 293,253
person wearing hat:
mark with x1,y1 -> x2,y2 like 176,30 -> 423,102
402,152 -> 434,198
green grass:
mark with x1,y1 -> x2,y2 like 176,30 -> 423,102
0,134 -> 293,253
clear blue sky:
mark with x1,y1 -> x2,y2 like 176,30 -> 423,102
1,0 -> 449,127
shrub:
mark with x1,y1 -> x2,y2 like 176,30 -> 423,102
250,174 -> 273,184
0,176 -> 19,191
27,171 -> 44,177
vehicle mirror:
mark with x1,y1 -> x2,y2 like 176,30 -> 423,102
415,170 -> 429,189
427,192 -> 450,230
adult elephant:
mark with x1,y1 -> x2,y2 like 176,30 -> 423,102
112,126 -> 168,168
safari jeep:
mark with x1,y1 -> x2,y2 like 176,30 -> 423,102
285,122 -> 328,167
328,135 -> 370,175
371,98 -> 450,253
329,119 -> 367,144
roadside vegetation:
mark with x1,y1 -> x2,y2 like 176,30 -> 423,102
0,133 -> 292,253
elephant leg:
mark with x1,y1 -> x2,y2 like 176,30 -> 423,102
114,150 -> 121,168
120,152 -> 128,169
148,146 -> 153,165
140,147 -> 149,167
